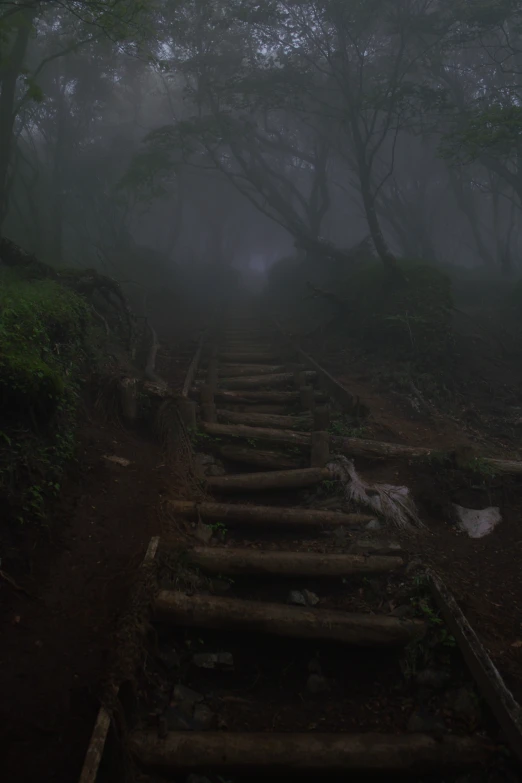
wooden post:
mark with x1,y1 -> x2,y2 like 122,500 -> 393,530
207,347 -> 219,391
314,406 -> 331,431
200,384 -> 217,424
311,431 -> 330,468
300,384 -> 315,412
178,399 -> 197,430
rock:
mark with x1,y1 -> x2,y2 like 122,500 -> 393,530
209,577 -> 231,594
208,463 -> 226,477
415,669 -> 451,690
407,707 -> 446,735
307,674 -> 330,695
165,705 -> 193,730
195,522 -> 213,544
172,684 -> 204,713
445,687 -> 481,724
391,604 -> 415,619
288,589 -> 320,607
405,557 -> 423,574
331,526 -> 349,544
186,776 -> 212,783
193,652 -> 234,670
192,703 -> 216,730
303,589 -> 320,606
158,646 -> 181,670
288,590 -> 307,606
365,519 -> 382,531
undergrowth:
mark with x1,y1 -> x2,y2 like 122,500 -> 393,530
0,268 -> 99,526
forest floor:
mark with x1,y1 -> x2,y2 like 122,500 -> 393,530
0,341 -> 193,783
303,315 -> 522,708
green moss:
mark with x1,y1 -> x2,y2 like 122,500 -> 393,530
0,269 -> 89,415
0,268 -> 93,523
345,259 -> 454,368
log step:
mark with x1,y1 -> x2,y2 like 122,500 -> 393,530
218,404 -> 292,415
219,364 -> 292,377
218,444 -> 302,470
217,408 -> 312,429
219,371 -> 316,390
168,500 -> 372,528
207,467 -> 331,492
131,731 -> 486,773
219,353 -> 282,363
210,390 -> 328,405
153,591 -> 425,647
201,421 -> 310,447
187,547 -> 404,577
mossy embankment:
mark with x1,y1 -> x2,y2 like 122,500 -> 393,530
0,266 -> 102,524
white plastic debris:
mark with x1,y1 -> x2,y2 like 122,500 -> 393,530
103,455 -> 131,467
453,505 -> 501,538
326,456 -> 424,531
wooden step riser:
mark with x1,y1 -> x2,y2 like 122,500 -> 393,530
207,467 -> 331,493
188,547 -> 404,577
168,500 -> 373,528
131,731 -> 486,773
153,591 -> 425,647
217,409 -> 311,429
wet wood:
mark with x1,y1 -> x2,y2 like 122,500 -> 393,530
211,390 -> 328,405
330,436 -> 522,476
168,500 -> 372,528
131,731 -> 486,773
200,421 -> 310,448
218,445 -> 302,470
78,536 -> 161,783
220,352 -> 281,363
154,591 -> 425,647
428,569 -> 522,766
219,364 -> 291,377
217,409 -> 312,429
207,467 -> 331,493
218,403 -> 291,415
182,332 -> 207,398
188,547 -> 404,577
311,430 -> 330,467
219,371 -> 316,390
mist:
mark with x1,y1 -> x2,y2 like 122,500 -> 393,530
2,3 -> 522,783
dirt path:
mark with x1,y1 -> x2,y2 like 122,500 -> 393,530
0,338 -> 194,783
0,419 -> 165,782
302,339 -> 522,706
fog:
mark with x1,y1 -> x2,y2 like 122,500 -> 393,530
2,0 -> 522,323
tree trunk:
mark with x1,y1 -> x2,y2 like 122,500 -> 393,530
50,80 -> 68,264
0,11 -> 35,224
131,731 -> 486,773
187,547 -> 404,577
153,591 -> 425,647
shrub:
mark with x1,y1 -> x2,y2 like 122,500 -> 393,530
344,259 -> 454,369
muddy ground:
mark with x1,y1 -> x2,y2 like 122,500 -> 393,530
1,311 -> 522,783
0,342 -> 193,783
